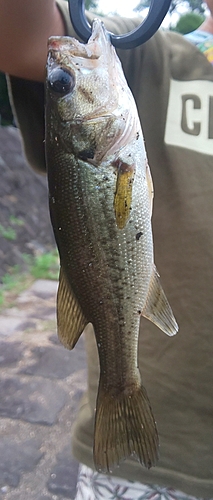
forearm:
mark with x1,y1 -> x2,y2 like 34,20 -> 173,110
0,0 -> 65,81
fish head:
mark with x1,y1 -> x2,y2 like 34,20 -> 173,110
46,19 -> 138,163
46,19 -> 126,120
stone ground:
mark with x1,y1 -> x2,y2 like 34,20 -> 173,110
0,279 -> 87,500
0,119 -> 87,499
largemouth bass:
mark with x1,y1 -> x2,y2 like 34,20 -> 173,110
45,19 -> 178,472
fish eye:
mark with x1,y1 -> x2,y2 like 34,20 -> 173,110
48,67 -> 75,95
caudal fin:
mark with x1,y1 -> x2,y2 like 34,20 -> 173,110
93,381 -> 159,472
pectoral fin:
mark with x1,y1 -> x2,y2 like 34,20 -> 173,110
142,266 -> 178,336
113,160 -> 135,229
57,267 -> 88,349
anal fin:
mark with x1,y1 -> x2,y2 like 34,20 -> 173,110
57,267 -> 88,349
142,266 -> 178,337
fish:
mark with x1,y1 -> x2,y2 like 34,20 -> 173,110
45,19 -> 178,473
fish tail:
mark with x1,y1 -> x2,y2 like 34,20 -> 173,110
93,380 -> 159,472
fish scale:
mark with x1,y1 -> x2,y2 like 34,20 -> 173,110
45,18 -> 178,472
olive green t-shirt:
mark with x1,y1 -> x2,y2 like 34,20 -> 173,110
8,1 -> 213,497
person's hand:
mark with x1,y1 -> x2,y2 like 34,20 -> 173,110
0,0 -> 65,81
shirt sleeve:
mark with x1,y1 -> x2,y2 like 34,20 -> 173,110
7,0 -> 73,173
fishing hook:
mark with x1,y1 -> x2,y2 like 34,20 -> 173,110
68,0 -> 171,50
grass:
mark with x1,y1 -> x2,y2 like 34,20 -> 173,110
0,269 -> 32,308
9,215 -> 24,227
0,249 -> 59,309
24,250 -> 59,281
0,216 -> 24,241
0,223 -> 16,241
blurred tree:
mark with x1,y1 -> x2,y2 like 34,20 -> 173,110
65,0 -> 99,10
173,11 -> 204,33
85,0 -> 98,9
134,0 -> 206,15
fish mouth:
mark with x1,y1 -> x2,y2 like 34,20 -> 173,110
47,19 -> 111,64
48,38 -> 100,61
48,18 -> 109,48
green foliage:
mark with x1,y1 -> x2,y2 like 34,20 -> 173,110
65,0 -> 99,10
29,250 -> 59,281
134,0 -> 206,15
1,265 -> 21,288
85,0 -> 98,10
0,217 -> 24,241
0,250 -> 59,309
173,12 -> 204,33
9,216 -> 24,226
22,250 -> 59,281
0,265 -> 32,308
184,0 -> 205,14
0,223 -> 17,241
